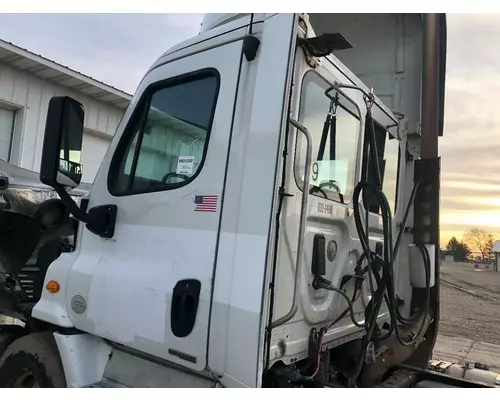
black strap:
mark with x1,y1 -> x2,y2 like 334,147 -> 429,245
317,115 -> 330,162
329,115 -> 336,161
317,94 -> 338,162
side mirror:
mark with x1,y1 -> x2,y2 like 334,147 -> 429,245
40,96 -> 84,189
38,96 -> 117,239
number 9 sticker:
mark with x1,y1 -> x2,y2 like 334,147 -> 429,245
312,162 -> 319,182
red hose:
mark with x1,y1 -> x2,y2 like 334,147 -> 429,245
308,328 -> 325,379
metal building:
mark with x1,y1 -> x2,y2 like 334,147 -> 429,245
0,39 -> 132,184
493,241 -> 500,272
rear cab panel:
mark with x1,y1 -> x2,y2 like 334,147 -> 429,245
266,13 -> 426,367
312,14 -> 426,319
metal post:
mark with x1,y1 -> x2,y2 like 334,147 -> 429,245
421,14 -> 440,160
410,13 -> 446,368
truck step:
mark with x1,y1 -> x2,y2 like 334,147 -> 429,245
83,378 -> 128,388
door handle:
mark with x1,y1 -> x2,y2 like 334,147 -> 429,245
170,279 -> 201,338
179,292 -> 189,313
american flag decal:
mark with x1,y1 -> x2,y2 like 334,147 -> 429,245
194,195 -> 218,212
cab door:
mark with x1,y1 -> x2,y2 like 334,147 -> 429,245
65,41 -> 243,371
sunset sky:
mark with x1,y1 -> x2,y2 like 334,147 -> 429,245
0,13 -> 496,247
440,14 -> 500,246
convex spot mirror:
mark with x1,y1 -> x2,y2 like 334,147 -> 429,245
40,96 -> 84,189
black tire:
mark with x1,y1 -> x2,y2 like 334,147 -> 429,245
0,328 -> 25,357
0,331 -> 66,388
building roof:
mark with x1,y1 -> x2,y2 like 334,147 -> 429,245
493,240 -> 500,253
0,39 -> 132,110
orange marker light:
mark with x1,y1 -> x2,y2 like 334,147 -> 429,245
46,280 -> 60,294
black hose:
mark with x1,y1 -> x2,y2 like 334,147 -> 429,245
393,244 -> 431,346
327,289 -> 359,330
346,103 -> 433,386
392,182 -> 421,261
313,277 -> 365,329
305,93 -> 433,387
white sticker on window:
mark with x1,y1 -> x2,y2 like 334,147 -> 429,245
177,156 -> 194,175
311,160 -> 349,194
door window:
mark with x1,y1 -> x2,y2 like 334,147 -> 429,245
109,71 -> 220,195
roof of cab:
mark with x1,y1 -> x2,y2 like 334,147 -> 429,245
145,13 -> 271,76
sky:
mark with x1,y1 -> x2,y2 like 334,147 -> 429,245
0,13 -> 497,247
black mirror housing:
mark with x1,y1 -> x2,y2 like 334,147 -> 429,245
38,96 -> 118,239
40,96 -> 85,189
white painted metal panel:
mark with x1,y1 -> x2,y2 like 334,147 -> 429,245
62,40 -> 244,374
81,133 -> 111,184
0,61 -> 127,182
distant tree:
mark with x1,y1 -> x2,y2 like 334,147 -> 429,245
445,236 -> 471,261
463,229 -> 495,262
485,235 -> 495,262
446,236 -> 459,252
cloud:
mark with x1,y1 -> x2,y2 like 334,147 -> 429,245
0,13 -> 499,245
438,14 -> 500,244
446,14 -> 500,78
0,13 -> 203,93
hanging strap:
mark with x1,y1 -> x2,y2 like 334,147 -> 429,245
317,93 -> 338,162
329,113 -> 336,161
364,92 -> 382,188
362,91 -> 384,213
317,111 -> 331,162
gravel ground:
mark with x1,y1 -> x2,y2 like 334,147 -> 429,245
438,262 -> 500,346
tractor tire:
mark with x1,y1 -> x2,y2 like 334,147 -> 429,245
0,331 -> 66,388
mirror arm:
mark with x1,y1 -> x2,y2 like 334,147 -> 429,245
54,186 -> 117,239
54,186 -> 89,223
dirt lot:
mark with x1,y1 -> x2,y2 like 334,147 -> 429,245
438,261 -> 500,346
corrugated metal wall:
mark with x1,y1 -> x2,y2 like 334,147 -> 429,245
0,61 -> 126,183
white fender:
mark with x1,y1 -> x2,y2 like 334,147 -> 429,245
53,332 -> 111,388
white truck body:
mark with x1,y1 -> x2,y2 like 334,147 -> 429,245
0,13 -> 453,388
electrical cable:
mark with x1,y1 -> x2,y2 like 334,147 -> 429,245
313,277 -> 365,329
307,328 -> 325,379
344,93 -> 433,386
302,290 -> 361,382
264,46 -> 297,370
392,244 -> 431,346
327,290 -> 362,330
291,87 -> 433,387
392,182 -> 421,261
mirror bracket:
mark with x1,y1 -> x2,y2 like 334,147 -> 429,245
85,205 -> 117,239
54,186 -> 87,222
54,187 -> 117,239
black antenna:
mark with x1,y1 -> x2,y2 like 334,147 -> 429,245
249,13 -> 254,35
243,13 -> 260,62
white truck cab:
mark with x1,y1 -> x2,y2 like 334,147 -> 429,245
0,13 -> 459,388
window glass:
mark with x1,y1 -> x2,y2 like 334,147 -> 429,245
376,126 -> 400,213
363,123 -> 400,214
296,72 -> 361,203
110,73 -> 219,194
